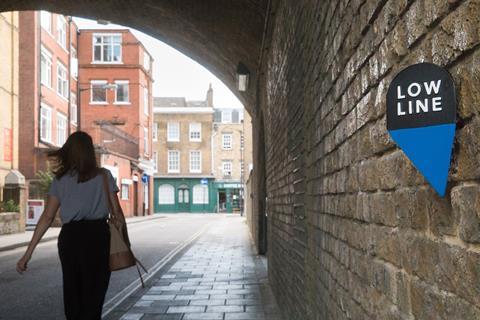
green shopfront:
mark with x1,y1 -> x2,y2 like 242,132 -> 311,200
213,182 -> 243,214
154,178 -> 216,213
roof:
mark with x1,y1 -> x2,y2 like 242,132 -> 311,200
153,96 -> 214,114
187,100 -> 207,108
153,97 -> 187,108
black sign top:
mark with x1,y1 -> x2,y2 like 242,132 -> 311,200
386,63 -> 456,131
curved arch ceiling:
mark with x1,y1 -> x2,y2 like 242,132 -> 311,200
1,0 -> 268,112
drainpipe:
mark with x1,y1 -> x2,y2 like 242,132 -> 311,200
10,12 -> 15,169
76,29 -> 81,131
67,16 -> 72,135
37,12 -> 42,147
211,122 -> 217,213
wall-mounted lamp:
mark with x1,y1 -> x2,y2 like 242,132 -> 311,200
237,62 -> 250,92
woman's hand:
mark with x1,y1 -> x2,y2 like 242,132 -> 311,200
16,253 -> 31,274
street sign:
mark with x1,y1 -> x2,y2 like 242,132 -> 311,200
142,174 -> 149,184
386,62 -> 456,197
200,178 -> 208,185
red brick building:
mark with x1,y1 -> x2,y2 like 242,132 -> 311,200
18,11 -> 78,198
77,29 -> 155,216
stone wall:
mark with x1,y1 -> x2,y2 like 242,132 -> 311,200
0,212 -> 21,234
261,0 -> 480,319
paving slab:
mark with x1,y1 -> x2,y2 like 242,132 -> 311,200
110,216 -> 282,320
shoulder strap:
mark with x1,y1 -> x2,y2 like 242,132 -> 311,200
101,169 -> 114,218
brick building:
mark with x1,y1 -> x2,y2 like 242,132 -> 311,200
152,88 -> 215,213
77,28 -> 155,217
18,11 -> 78,199
212,108 -> 252,213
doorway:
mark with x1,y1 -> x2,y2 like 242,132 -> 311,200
177,184 -> 190,212
218,189 -> 227,213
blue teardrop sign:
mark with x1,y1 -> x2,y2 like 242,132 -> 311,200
386,63 -> 456,197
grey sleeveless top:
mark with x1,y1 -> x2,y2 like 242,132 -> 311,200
47,169 -> 119,224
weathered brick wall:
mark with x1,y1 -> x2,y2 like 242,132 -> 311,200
262,0 -> 480,319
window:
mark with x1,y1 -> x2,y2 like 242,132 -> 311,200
190,151 -> 201,173
153,151 -> 158,171
57,61 -> 68,99
121,184 -> 129,200
193,185 -> 209,204
232,109 -> 240,123
222,110 -> 232,123
222,134 -> 233,150
70,46 -> 77,59
56,15 -> 67,49
143,52 -> 151,71
40,104 -> 52,143
70,92 -> 77,125
153,122 -> 158,141
40,11 -> 52,33
40,46 -> 52,88
56,112 -> 67,146
168,150 -> 180,173
93,34 -> 122,63
144,127 -> 149,155
91,80 -> 107,103
115,81 -> 129,103
222,161 -> 232,177
158,184 -> 175,204
70,46 -> 78,78
189,123 -> 201,142
167,122 -> 180,142
144,87 -> 149,115
214,109 -> 222,122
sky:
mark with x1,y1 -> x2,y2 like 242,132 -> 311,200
73,17 -> 243,109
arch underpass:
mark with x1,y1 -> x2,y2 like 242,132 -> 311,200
3,1 -> 480,319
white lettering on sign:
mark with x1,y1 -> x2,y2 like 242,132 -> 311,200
396,80 -> 442,116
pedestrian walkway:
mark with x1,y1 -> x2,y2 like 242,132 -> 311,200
108,216 -> 281,320
0,214 -> 165,252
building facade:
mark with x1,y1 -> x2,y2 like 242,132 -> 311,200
0,11 -> 24,234
153,93 -> 216,213
18,11 -> 78,200
0,11 -> 19,194
77,28 -> 155,217
212,108 -> 252,213
152,86 -> 253,214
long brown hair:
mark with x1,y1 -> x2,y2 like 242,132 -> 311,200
47,131 -> 99,182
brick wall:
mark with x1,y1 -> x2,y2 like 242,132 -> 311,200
262,0 -> 480,319
153,112 -> 213,176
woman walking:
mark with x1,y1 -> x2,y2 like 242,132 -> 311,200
16,131 -> 127,320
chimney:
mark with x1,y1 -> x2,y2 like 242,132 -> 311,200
206,83 -> 213,108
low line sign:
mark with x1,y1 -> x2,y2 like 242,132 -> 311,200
386,62 -> 456,197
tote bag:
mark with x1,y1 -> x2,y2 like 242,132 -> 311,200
101,169 -> 148,287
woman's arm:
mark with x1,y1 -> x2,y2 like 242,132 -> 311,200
16,195 -> 60,274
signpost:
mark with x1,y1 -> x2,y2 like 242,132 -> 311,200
386,62 -> 456,197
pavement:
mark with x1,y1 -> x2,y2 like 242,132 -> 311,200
0,214 -> 166,252
105,215 -> 283,320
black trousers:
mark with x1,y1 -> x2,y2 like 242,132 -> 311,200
58,219 -> 111,320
